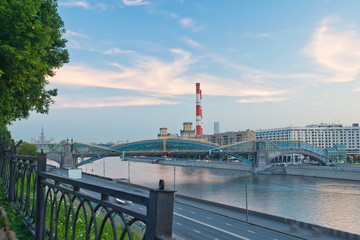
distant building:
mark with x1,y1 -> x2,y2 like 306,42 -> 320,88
200,130 -> 256,145
180,122 -> 196,138
256,123 -> 360,155
158,122 -> 255,146
31,127 -> 54,144
214,122 -> 220,134
158,128 -> 178,139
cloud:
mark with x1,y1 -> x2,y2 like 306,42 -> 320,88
59,1 -> 91,9
239,32 -> 272,39
304,17 -> 360,82
311,102 -> 325,106
123,0 -> 149,6
194,74 -> 286,97
53,96 -> 177,108
210,55 -> 320,83
65,30 -> 88,38
180,18 -> 194,28
49,49 -> 194,96
179,18 -> 204,32
48,48 -> 284,104
59,1 -> 107,10
236,97 -> 288,103
103,48 -> 135,55
183,38 -> 202,48
258,32 -> 271,38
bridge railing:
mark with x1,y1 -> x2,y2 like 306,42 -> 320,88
0,142 -> 175,240
270,140 -> 326,156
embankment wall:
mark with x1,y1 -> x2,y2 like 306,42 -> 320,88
285,165 -> 360,181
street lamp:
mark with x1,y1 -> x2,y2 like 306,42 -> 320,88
103,158 -> 105,178
128,159 -> 131,185
245,164 -> 249,222
174,165 -> 176,190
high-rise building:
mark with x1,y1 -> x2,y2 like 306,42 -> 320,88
256,123 -> 360,155
31,127 -> 55,143
214,122 -> 220,134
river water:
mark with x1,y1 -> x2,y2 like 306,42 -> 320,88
79,157 -> 360,235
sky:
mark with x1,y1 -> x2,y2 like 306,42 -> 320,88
8,0 -> 360,143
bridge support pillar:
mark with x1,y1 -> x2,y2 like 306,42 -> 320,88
61,142 -> 73,169
255,141 -> 269,172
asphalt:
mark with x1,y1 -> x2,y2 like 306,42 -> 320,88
174,197 -> 345,240
48,167 -> 354,240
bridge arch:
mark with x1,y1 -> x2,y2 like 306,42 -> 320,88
267,149 -> 327,164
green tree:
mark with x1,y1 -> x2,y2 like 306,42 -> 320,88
0,124 -> 12,144
0,0 -> 69,126
17,142 -> 38,156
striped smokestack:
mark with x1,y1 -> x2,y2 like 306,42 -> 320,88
196,83 -> 203,135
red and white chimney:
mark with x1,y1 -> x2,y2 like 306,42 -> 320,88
196,83 -> 203,135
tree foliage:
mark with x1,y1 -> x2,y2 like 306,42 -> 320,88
0,124 -> 12,144
16,142 -> 38,156
0,0 -> 69,126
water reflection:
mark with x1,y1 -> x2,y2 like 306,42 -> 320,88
79,157 -> 360,234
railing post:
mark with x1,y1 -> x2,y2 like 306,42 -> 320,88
35,153 -> 47,240
0,142 -> 8,178
8,146 -> 16,202
0,143 -> 4,177
145,180 -> 175,240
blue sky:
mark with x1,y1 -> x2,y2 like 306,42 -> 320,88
9,0 -> 360,143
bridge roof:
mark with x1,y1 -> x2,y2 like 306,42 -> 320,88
219,140 -> 257,152
111,138 -> 218,152
49,140 -> 118,154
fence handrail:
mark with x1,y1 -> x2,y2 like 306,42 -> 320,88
0,142 -> 175,240
40,171 -> 150,206
12,154 -> 38,162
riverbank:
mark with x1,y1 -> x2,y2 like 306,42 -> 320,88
79,171 -> 359,239
285,165 -> 360,181
129,157 -> 251,170
129,158 -> 360,181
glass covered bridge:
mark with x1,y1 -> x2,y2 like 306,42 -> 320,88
111,138 -> 218,154
47,138 -> 346,167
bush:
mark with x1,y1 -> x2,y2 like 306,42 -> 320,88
17,142 -> 38,156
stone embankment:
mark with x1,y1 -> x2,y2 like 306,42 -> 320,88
130,158 -> 360,181
285,165 -> 360,181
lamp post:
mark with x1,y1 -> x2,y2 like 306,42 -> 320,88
128,159 -> 130,185
245,164 -> 249,222
103,158 -> 105,178
174,165 -> 176,190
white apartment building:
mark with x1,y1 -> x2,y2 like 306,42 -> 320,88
256,123 -> 360,155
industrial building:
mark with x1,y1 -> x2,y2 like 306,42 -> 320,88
158,83 -> 256,146
256,123 -> 360,156
158,122 -> 255,146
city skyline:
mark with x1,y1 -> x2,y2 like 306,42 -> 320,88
9,0 -> 360,143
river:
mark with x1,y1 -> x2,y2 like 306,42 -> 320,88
79,157 -> 360,235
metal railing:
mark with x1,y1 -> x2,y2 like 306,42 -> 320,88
0,142 -> 175,240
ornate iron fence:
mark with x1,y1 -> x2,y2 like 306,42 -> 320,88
0,142 -> 175,240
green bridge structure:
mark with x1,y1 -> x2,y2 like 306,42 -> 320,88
45,138 -> 346,170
